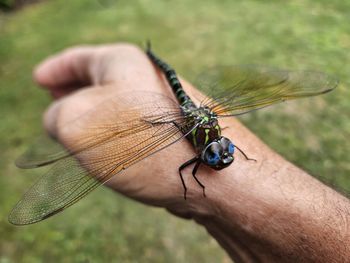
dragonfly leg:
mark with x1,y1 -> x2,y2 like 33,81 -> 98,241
235,145 -> 257,162
179,157 -> 199,200
192,160 -> 206,197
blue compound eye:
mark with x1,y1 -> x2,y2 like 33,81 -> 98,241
206,151 -> 220,165
228,143 -> 235,154
203,142 -> 222,166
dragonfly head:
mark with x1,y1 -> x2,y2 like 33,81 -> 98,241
201,136 -> 235,170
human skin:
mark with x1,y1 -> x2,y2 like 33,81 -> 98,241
34,43 -> 350,262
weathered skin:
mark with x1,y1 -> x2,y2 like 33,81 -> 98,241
34,44 -> 350,262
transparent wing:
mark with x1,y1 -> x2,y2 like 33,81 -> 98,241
195,65 -> 338,116
15,91 -> 185,169
15,135 -> 69,168
9,91 -> 196,225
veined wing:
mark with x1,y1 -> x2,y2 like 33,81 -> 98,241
16,135 -> 69,168
15,91 -> 185,169
9,91 -> 196,225
195,65 -> 338,116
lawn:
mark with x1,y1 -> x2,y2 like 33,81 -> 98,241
0,0 -> 349,262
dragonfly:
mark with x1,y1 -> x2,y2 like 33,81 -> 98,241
8,43 -> 338,225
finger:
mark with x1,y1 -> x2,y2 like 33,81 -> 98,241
34,46 -> 96,96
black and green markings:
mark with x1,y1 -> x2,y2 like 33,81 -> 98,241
146,44 -> 337,199
146,44 -> 254,199
9,43 -> 337,225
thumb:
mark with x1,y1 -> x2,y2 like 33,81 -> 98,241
43,98 -> 64,138
43,86 -> 111,138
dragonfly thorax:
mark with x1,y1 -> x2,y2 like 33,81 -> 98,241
183,106 -> 218,125
185,106 -> 221,148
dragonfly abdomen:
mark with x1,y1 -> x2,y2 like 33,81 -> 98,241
146,45 -> 194,107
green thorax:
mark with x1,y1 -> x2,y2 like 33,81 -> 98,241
183,106 -> 222,152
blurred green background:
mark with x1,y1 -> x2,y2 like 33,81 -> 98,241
0,0 -> 349,262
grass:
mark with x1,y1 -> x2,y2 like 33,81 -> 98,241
0,0 -> 349,262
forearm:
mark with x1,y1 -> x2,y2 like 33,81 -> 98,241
155,70 -> 350,262
189,115 -> 350,262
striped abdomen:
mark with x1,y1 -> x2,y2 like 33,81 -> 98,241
146,46 -> 194,108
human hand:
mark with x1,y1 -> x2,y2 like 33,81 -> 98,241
34,43 -> 350,262
34,43 -> 233,219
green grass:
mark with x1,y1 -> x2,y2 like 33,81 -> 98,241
0,0 -> 349,262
